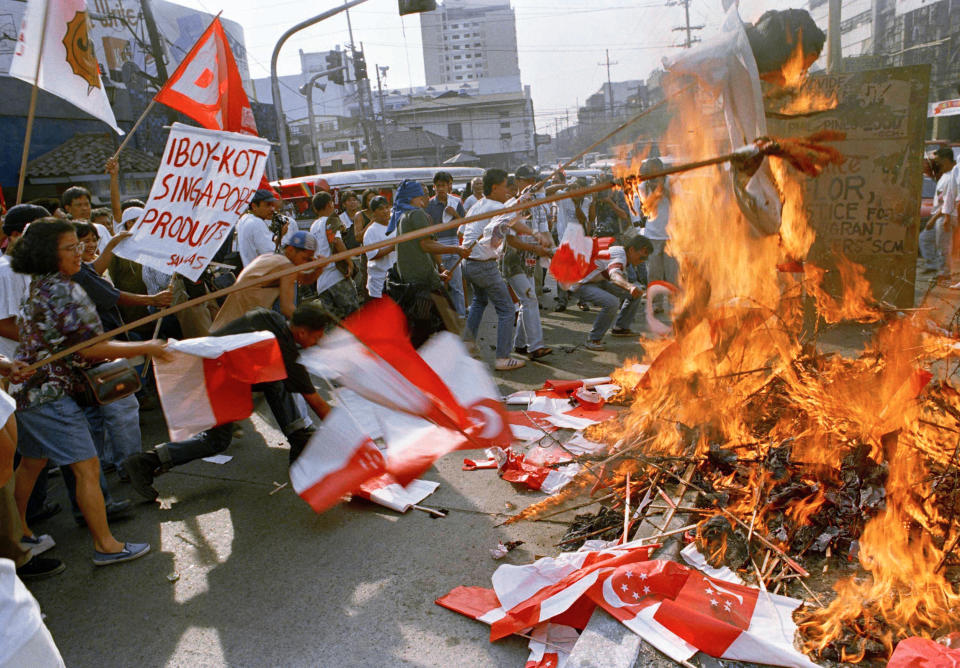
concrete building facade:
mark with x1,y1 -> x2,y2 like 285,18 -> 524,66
420,0 -> 521,87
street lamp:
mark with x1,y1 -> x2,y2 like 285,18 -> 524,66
271,0 -> 438,180
299,69 -> 340,172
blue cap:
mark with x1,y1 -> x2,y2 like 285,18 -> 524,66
284,230 -> 317,251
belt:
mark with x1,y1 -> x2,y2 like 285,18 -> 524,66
466,257 -> 497,263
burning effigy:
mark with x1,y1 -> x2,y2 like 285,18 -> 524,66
441,4 -> 954,667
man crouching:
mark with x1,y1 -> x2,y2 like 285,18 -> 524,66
124,303 -> 332,501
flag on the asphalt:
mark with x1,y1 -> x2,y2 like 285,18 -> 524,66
289,405 -> 387,513
441,542 -> 815,668
154,17 -> 258,136
300,298 -> 512,484
154,331 -> 286,440
9,0 -> 122,133
549,223 -> 598,287
354,473 -> 439,513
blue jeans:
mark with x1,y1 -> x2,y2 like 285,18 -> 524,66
919,226 -> 938,271
463,260 -> 515,359
441,254 -> 466,316
98,394 -> 141,468
156,380 -> 309,468
506,272 -> 544,352
576,280 -> 642,341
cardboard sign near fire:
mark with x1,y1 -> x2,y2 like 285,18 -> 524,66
766,65 -> 931,309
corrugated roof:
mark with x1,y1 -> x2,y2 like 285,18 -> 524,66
392,91 -> 528,113
27,133 -> 160,177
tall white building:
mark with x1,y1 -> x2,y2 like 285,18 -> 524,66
419,0 -> 521,87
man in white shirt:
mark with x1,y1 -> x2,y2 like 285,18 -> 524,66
575,235 -> 653,350
362,196 -> 395,299
0,204 -> 47,360
309,191 -> 359,319
462,169 -> 538,371
463,176 -> 483,211
236,189 -> 280,268
927,148 -> 957,280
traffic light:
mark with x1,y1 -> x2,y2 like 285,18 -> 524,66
326,50 -> 344,85
353,51 -> 367,81
398,0 -> 437,15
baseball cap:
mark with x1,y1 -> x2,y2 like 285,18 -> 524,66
251,188 -> 280,204
514,164 -> 538,180
284,230 -> 317,252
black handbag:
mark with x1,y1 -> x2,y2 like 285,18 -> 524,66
80,359 -> 141,406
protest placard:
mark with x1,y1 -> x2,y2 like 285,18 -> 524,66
113,122 -> 272,281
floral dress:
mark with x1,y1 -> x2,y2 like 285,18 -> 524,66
13,273 -> 103,410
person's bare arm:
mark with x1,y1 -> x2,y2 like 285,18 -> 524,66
354,211 -> 370,243
302,391 -> 330,420
505,236 -> 549,256
116,289 -> 173,308
419,239 -> 469,257
91,231 -> 132,275
607,267 -> 641,296
0,317 -> 17,342
78,339 -> 171,362
277,274 -> 297,319
105,157 -> 122,223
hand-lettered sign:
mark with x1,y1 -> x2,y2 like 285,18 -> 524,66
114,122 -> 271,280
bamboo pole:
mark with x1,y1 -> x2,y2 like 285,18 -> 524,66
15,3 -> 50,205
20,144 -> 765,375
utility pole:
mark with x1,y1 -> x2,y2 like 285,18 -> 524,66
375,65 -> 394,167
668,0 -> 703,49
826,0 -> 842,74
345,10 -> 376,167
599,49 -> 617,115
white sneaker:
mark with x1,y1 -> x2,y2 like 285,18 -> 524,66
20,533 -> 55,558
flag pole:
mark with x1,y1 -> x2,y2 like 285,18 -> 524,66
109,99 -> 157,162
15,2 -> 50,205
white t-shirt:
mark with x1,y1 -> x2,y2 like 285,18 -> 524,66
363,223 -> 396,299
339,211 -> 355,231
643,194 -> 671,241
464,198 -> 511,261
236,213 -> 275,267
0,255 -> 29,360
464,194 -> 481,211
582,245 -> 628,285
309,216 -> 345,294
0,559 -> 44,665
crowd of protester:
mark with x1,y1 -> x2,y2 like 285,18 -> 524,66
0,159 -> 675,598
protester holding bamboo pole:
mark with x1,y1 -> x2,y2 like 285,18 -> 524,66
10,219 -> 168,566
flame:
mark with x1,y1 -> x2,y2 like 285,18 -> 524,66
766,32 -> 839,116
540,68 -> 960,662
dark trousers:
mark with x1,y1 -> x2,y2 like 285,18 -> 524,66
156,380 -> 310,468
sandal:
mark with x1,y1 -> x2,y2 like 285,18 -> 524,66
528,347 -> 553,360
495,357 -> 526,371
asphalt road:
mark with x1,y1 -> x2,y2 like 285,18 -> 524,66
25,291 -> 654,668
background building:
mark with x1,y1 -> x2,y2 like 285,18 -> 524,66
807,0 -> 960,139
0,0 -> 273,203
419,0 -> 521,88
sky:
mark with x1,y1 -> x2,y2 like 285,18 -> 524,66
171,0 -> 802,131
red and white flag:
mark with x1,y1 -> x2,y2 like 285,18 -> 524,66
289,405 -> 386,513
300,299 -> 512,484
154,17 -> 257,136
354,473 -> 439,513
154,331 -> 286,441
549,223 -> 598,287
442,541 -> 815,668
9,0 -> 121,133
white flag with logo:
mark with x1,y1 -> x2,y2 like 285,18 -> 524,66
9,0 -> 122,133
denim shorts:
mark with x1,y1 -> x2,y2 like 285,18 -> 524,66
16,396 -> 99,466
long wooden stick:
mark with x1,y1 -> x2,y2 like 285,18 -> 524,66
109,99 -> 157,163
443,94 -> 679,282
20,145 -> 760,374
16,3 -> 50,205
